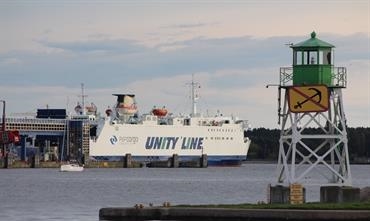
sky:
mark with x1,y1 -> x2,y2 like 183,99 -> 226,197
0,0 -> 369,129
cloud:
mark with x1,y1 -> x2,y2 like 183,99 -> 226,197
36,38 -> 147,54
160,22 -> 220,29
0,57 -> 22,66
1,33 -> 369,128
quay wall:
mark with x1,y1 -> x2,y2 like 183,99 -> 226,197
99,207 -> 370,221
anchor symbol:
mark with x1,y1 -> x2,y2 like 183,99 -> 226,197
294,87 -> 322,109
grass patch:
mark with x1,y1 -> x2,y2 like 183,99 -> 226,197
176,201 -> 370,210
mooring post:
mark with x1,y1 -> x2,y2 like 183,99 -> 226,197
4,153 -> 12,169
124,153 -> 132,168
83,152 -> 89,167
201,154 -> 208,168
31,148 -> 40,168
172,154 -> 179,168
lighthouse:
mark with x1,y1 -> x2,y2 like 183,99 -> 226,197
270,32 -> 358,204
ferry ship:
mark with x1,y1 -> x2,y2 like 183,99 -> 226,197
89,78 -> 251,166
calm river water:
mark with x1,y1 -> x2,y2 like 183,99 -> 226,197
1,164 -> 369,221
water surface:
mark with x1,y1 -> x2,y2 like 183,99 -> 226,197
1,164 -> 369,221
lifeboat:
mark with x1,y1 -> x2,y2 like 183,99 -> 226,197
105,108 -> 112,116
152,107 -> 168,117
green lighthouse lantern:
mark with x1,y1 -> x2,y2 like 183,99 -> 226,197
291,31 -> 334,86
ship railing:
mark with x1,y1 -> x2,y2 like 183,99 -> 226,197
279,66 -> 347,88
331,67 -> 347,88
279,67 -> 293,87
235,120 -> 251,130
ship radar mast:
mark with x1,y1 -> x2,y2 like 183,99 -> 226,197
79,83 -> 88,115
187,74 -> 200,117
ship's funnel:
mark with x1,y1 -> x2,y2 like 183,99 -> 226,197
113,94 -> 138,116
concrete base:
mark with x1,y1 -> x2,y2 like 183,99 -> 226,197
269,185 -> 290,204
360,186 -> 370,202
320,186 -> 360,203
268,185 -> 306,204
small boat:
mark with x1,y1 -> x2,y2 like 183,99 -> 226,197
60,163 -> 84,172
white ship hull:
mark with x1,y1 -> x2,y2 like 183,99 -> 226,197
90,117 -> 251,166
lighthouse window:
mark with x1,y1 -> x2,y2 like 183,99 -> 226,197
303,51 -> 308,65
322,50 -> 332,65
294,51 -> 302,65
319,51 -> 324,64
309,51 -> 317,65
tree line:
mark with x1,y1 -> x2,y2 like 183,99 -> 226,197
246,127 -> 370,163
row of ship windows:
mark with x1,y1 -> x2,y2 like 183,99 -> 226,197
207,128 -> 240,133
6,124 -> 65,130
205,137 -> 234,141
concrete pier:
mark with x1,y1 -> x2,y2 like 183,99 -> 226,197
320,186 -> 360,203
99,207 -> 370,221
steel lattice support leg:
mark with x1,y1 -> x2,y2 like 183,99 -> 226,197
276,88 -> 352,186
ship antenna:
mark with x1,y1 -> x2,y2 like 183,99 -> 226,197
79,83 -> 88,115
187,74 -> 200,116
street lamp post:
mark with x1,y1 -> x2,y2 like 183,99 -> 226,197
1,100 -> 5,132
1,100 -> 6,158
